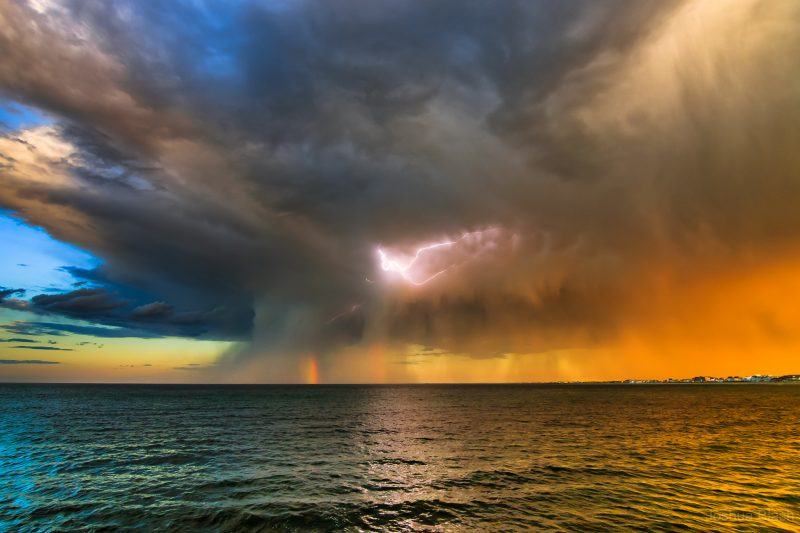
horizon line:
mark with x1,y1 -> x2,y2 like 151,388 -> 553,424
1,380 -> 798,386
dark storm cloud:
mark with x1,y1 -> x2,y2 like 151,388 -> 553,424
132,301 -> 173,318
1,0 -> 799,366
0,288 -> 25,301
32,288 -> 130,316
3,269 -> 251,340
1,284 -> 238,339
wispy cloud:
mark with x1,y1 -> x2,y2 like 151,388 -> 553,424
11,345 -> 73,351
173,363 -> 205,371
0,359 -> 61,365
1,320 -> 164,339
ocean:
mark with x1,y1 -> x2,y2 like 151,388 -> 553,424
1,384 -> 798,531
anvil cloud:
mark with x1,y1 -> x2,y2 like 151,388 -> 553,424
1,0 -> 799,382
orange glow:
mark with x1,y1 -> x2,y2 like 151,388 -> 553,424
305,355 -> 319,384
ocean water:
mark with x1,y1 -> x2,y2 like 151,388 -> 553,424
1,384 -> 799,532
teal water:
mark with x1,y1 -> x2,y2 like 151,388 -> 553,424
1,384 -> 799,531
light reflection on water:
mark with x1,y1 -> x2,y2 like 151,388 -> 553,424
1,384 -> 799,531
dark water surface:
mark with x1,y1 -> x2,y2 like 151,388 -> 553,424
1,384 -> 799,531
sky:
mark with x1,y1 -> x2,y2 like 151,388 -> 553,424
1,0 -> 799,383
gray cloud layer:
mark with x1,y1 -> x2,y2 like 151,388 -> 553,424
1,0 -> 799,366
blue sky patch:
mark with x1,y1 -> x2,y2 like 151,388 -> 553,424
0,212 -> 101,296
0,100 -> 50,131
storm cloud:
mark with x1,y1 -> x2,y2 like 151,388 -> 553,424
1,0 -> 799,376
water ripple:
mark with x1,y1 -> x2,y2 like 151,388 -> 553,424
1,384 -> 799,531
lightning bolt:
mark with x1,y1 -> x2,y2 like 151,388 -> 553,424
326,304 -> 362,324
376,229 -> 493,286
